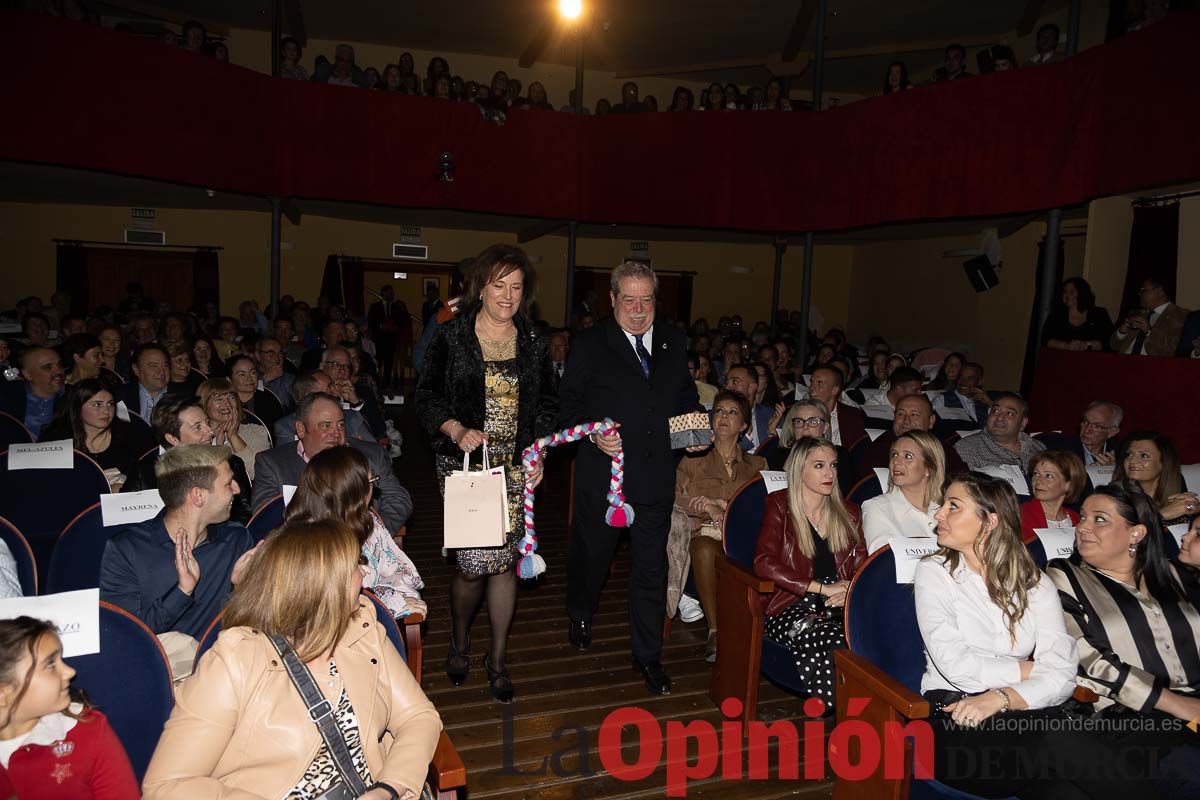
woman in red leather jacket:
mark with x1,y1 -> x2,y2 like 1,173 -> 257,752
754,437 -> 867,708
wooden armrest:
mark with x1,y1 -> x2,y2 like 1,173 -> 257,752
715,555 -> 775,594
835,650 -> 931,719
1072,685 -> 1099,704
429,730 -> 467,790
403,612 -> 425,626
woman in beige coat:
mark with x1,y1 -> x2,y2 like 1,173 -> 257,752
143,519 -> 442,800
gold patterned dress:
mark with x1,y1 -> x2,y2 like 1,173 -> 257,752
435,335 -> 526,576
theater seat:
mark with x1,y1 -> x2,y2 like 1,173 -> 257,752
0,447 -> 109,583
0,412 -> 33,449
847,473 -> 885,506
45,502 -> 114,594
0,516 -> 37,595
246,494 -> 284,543
71,602 -> 174,782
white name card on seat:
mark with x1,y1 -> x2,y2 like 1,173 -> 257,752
115,400 -> 131,422
935,407 -> 972,422
979,464 -> 1031,496
282,484 -> 298,506
890,539 -> 940,584
874,467 -> 891,491
760,470 -> 788,494
1034,527 -> 1076,561
100,489 -> 164,527
1086,464 -> 1115,488
0,589 -> 100,657
7,439 -> 73,470
0,322 -> 20,334
865,428 -> 887,442
1168,523 -> 1190,547
861,404 -> 895,421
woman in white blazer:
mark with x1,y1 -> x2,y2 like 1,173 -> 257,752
862,430 -> 944,553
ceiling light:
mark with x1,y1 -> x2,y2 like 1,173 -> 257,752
559,0 -> 583,20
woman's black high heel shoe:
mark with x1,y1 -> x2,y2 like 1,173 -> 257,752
485,653 -> 514,703
445,640 -> 470,686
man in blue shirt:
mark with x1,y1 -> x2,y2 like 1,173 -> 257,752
0,347 -> 65,438
114,342 -> 170,421
100,444 -> 257,639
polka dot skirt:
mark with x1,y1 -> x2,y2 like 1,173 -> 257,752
763,589 -> 846,708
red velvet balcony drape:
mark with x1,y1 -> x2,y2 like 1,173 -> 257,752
4,10 -> 1200,233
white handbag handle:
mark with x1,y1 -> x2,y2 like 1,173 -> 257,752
460,440 -> 491,473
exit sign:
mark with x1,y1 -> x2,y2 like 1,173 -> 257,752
630,241 -> 649,252
131,207 -> 156,230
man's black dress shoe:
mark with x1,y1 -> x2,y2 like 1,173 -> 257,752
632,658 -> 672,695
569,619 -> 592,651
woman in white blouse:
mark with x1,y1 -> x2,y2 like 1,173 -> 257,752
914,471 -> 1079,796
861,430 -> 944,553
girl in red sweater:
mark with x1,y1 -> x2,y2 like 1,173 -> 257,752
0,617 -> 138,799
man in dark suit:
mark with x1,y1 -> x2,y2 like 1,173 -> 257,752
1039,400 -> 1122,467
558,262 -> 702,696
367,284 -> 408,391
723,364 -> 774,451
0,347 -> 65,438
1110,278 -> 1189,356
113,342 -> 170,422
251,392 -> 411,532
806,365 -> 868,448
854,394 -> 968,480
1177,310 -> 1200,358
272,369 -> 375,445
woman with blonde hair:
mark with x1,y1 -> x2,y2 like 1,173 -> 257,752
861,429 -> 945,554
914,472 -> 1078,796
753,437 -> 866,706
198,377 -> 270,480
143,519 -> 441,800
285,446 -> 426,620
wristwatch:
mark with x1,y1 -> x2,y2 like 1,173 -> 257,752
366,782 -> 400,800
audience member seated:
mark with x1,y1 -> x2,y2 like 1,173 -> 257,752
20,313 -> 51,348
687,352 -> 717,408
278,36 -> 308,80
190,336 -> 222,378
96,326 -> 124,379
723,364 -> 774,451
273,370 -> 375,445
0,617 -> 139,799
859,365 -> 923,412
1112,431 -> 1198,526
142,520 -> 441,800
320,346 -> 385,439
0,537 -> 21,598
855,393 -> 968,479
610,81 -> 647,113
115,342 -> 170,422
989,45 -> 1016,71
914,472 -> 1079,796
852,350 -> 889,391
225,354 -> 284,432
164,340 -> 200,396
1177,309 -> 1200,358
1066,400 -> 1123,465
804,365 -> 867,447
284,446 -> 425,620
754,437 -> 866,708
1042,277 -> 1114,352
1028,23 -> 1063,65
252,392 -> 410,532
0,347 -> 65,438
40,378 -> 155,492
1048,482 -> 1200,796
1021,451 -> 1085,541
931,359 -> 991,423
861,430 -> 944,554
882,61 -> 914,93
1111,278 -> 1190,356
773,399 -> 855,494
670,391 -> 766,662
100,445 -> 257,677
125,397 -> 252,524
954,392 -> 1046,472
932,43 -> 973,81
923,352 -> 965,391
58,333 -> 102,388
313,43 -> 367,87
198,378 -> 271,481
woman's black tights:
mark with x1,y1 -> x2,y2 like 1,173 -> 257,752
450,568 -> 517,669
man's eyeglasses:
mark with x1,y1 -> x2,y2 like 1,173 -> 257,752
1080,419 -> 1116,431
792,417 -> 826,428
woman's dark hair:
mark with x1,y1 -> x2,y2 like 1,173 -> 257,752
151,395 -> 205,448
284,446 -> 374,545
1061,276 -> 1096,312
748,360 -> 779,406
1112,431 -> 1184,507
64,377 -> 113,448
224,353 -> 257,376
926,351 -> 966,390
882,61 -> 911,94
461,244 -> 537,320
1087,480 -> 1187,602
670,86 -> 693,111
280,36 -> 300,57
0,617 -> 87,728
711,389 -> 750,429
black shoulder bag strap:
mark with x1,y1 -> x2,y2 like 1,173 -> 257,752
268,634 -> 369,797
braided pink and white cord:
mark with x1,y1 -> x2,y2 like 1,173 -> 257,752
517,418 -> 633,579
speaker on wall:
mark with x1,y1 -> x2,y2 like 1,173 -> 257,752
963,255 -> 1000,292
